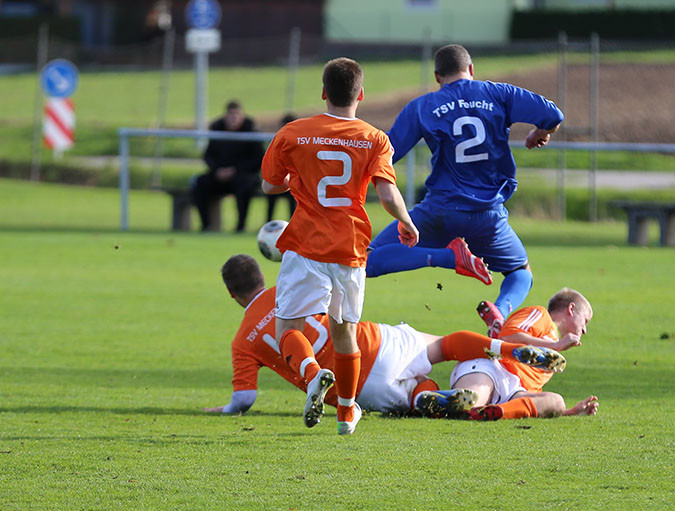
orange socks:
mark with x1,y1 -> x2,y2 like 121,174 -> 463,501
441,331 -> 523,363
499,397 -> 538,419
279,329 -> 320,383
334,351 -> 361,422
410,379 -> 440,409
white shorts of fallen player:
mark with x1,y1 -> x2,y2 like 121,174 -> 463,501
450,359 -> 526,405
275,250 -> 365,324
358,323 -> 433,413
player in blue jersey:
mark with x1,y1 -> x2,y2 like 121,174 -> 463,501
367,44 -> 564,337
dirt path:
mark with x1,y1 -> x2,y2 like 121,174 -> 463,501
260,63 -> 675,145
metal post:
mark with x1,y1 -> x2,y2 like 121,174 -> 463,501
152,26 -> 175,188
406,146 -> 416,207
421,27 -> 432,93
285,26 -> 301,114
119,130 -> 130,230
195,51 -> 209,149
30,23 -> 49,181
557,31 -> 567,221
589,33 -> 600,222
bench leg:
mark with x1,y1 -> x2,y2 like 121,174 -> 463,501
627,214 -> 649,246
172,197 -> 192,231
205,198 -> 222,232
664,212 -> 675,247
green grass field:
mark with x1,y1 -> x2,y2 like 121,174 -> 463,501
1,178 -> 674,509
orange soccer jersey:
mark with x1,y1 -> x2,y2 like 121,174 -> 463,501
499,305 -> 560,392
261,113 -> 397,267
230,287 -> 381,406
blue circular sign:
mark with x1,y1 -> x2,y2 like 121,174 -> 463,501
40,59 -> 79,98
185,0 -> 221,29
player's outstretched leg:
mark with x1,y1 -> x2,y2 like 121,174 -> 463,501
512,346 -> 566,373
449,238 -> 492,285
415,389 -> 478,418
337,402 -> 362,435
303,368 -> 335,428
477,300 -> 505,337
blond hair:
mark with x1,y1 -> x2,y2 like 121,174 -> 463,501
548,288 -> 592,316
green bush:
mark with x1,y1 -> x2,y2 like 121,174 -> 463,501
511,9 -> 675,40
508,186 -> 675,221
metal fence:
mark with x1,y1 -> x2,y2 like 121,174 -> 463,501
3,29 -> 674,227
5,29 -> 674,140
117,127 -> 675,230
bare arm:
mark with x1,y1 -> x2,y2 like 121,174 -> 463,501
262,177 -> 290,195
373,177 -> 419,247
501,331 -> 581,351
525,123 -> 560,149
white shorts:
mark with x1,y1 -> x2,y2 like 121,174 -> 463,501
357,323 -> 432,413
450,359 -> 526,404
275,250 -> 365,324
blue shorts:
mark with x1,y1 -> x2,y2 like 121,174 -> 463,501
369,193 -> 528,274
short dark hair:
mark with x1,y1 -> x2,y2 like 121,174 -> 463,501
280,113 -> 297,126
226,100 -> 242,111
322,57 -> 363,107
434,44 -> 472,77
221,254 -> 265,297
548,288 -> 592,315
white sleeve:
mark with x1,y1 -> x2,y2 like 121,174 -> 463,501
221,390 -> 257,414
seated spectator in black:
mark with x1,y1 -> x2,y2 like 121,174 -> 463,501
265,113 -> 298,223
191,100 -> 264,232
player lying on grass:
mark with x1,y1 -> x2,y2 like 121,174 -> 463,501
415,287 -> 598,421
203,254 -> 565,420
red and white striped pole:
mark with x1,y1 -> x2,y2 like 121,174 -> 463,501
40,59 -> 79,158
43,97 -> 75,157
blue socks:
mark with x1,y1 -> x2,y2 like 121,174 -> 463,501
494,268 -> 533,319
367,245 -> 533,323
366,244 -> 455,278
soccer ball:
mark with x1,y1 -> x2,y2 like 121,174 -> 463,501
257,220 -> 288,262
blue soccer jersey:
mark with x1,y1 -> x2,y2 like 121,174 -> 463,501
388,79 -> 563,210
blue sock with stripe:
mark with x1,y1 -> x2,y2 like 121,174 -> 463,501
494,268 -> 533,318
366,244 -> 455,278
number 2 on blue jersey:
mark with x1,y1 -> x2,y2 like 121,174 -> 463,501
453,116 -> 488,163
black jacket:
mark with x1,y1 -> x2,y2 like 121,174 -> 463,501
203,117 -> 264,175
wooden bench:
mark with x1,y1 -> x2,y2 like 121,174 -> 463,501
163,188 -> 222,232
610,200 -> 675,246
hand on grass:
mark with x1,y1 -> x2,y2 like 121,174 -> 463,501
202,406 -> 225,413
565,395 -> 599,416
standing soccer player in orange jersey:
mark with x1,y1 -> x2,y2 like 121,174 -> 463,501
261,57 -> 419,435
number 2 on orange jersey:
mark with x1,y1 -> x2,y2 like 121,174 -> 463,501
316,150 -> 353,207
